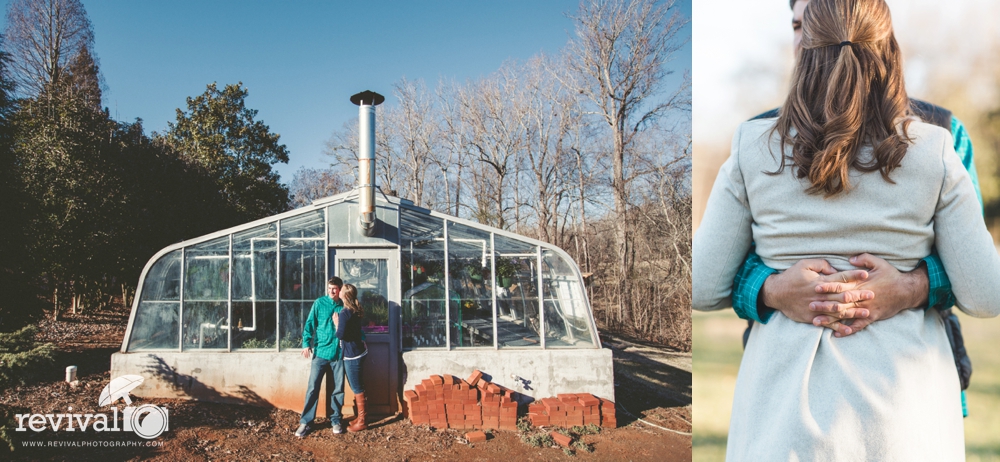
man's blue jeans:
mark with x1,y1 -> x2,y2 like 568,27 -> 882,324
300,356 -> 345,425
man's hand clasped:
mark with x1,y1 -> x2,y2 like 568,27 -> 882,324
761,254 -> 927,337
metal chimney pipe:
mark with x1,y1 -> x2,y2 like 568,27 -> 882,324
350,90 -> 385,237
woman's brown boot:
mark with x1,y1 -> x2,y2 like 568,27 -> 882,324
348,393 -> 367,432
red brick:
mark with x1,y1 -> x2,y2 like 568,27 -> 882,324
486,383 -> 501,393
466,431 -> 488,443
467,370 -> 483,386
548,432 -> 569,445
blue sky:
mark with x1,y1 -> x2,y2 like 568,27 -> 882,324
1,0 -> 692,181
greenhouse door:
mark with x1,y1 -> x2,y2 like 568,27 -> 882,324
332,248 -> 399,415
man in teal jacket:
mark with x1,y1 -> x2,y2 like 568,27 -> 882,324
295,276 -> 345,437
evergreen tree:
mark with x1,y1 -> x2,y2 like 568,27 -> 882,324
160,82 -> 291,222
11,36 -> 120,318
0,36 -> 46,331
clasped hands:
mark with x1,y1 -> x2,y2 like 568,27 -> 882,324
761,254 -> 928,337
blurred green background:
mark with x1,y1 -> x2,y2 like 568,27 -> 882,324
692,310 -> 1000,462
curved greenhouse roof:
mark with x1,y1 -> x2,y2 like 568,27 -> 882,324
122,190 -> 600,354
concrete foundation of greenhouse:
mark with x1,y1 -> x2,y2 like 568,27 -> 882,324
400,348 -> 614,400
110,348 -> 614,415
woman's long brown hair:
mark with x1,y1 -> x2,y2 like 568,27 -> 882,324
774,0 -> 912,196
340,284 -> 365,318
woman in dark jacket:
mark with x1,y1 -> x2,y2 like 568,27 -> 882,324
334,284 -> 368,432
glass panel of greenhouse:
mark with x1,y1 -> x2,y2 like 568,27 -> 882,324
128,250 -> 181,351
401,208 -> 447,349
124,193 -> 599,352
447,221 -> 494,349
279,210 -> 326,351
183,237 -> 230,350
231,224 -> 277,349
494,234 -> 541,348
542,250 -> 596,347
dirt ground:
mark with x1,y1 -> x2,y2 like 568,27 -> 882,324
3,306 -> 691,461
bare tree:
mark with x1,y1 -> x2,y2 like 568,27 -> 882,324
453,68 -> 527,229
324,83 -> 443,208
5,0 -> 94,97
316,0 -> 694,350
391,78 -> 441,208
288,166 -> 352,209
437,79 -> 473,218
561,0 -> 690,327
518,56 -> 577,247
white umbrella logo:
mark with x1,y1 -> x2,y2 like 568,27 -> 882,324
98,374 -> 169,439
98,375 -> 145,406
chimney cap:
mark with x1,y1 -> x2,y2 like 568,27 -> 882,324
350,90 -> 385,106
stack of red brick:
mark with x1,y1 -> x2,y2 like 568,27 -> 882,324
403,370 -> 519,431
527,393 -> 617,428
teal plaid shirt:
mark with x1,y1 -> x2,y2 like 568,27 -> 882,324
732,116 -> 981,322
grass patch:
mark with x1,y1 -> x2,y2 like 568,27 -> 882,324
569,424 -> 601,436
958,312 -> 1000,461
520,432 -> 554,448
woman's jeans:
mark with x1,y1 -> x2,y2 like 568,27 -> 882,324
345,355 -> 366,394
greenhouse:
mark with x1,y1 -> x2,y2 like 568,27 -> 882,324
112,190 -> 613,415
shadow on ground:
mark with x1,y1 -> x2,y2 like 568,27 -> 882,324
602,334 -> 691,428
